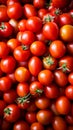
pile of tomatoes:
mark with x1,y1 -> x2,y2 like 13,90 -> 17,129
0,0 -> 73,130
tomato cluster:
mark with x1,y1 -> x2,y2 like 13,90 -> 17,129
0,0 -> 73,130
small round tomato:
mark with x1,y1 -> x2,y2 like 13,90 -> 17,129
67,42 -> 73,55
16,31 -> 23,42
4,104 -> 20,122
1,56 -> 16,74
36,30 -> 47,42
52,0 -> 69,8
13,120 -> 30,130
49,40 -> 66,58
29,81 -> 44,97
35,96 -> 51,109
30,41 -> 46,56
65,115 -> 73,125
60,25 -> 73,42
55,96 -> 71,115
3,89 -> 17,104
0,100 -> 6,117
38,69 -> 54,85
0,76 -> 12,92
52,116 -> 67,130
36,110 -> 53,125
65,85 -> 73,100
7,2 -> 23,19
15,67 -> 30,82
21,31 -> 36,45
23,4 -> 37,18
1,119 -> 12,130
18,19 -> 26,31
0,5 -> 9,22
28,56 -> 42,76
0,42 -> 10,58
27,101 -> 37,112
68,72 -> 73,85
9,18 -> 18,34
13,45 -> 31,62
25,112 -> 37,124
26,16 -> 42,33
38,8 -> 48,19
30,122 -> 44,130
16,83 -> 29,97
43,22 -> 59,41
33,0 -> 46,8
7,72 -> 17,83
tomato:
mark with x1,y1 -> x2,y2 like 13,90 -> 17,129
55,96 -> 71,115
30,122 -> 44,130
68,126 -> 73,130
26,16 -> 42,33
7,38 -> 21,51
52,116 -> 67,130
25,112 -> 37,124
49,40 -> 66,58
36,110 -> 53,125
60,25 -> 73,42
43,22 -> 59,41
1,56 -> 16,74
29,81 -> 44,97
3,89 -> 17,104
44,84 -> 59,99
14,67 -> 30,82
13,120 -> 30,130
0,76 -> 12,92
28,56 -> 42,76
35,96 -> 51,109
68,72 -> 73,85
65,85 -> 73,100
0,100 -> 6,117
16,31 -> 23,42
38,69 -> 54,85
0,42 -> 10,58
13,45 -> 31,62
4,104 -> 20,122
51,101 -> 59,115
52,0 -> 69,8
54,70 -> 68,87
27,101 -> 37,112
21,31 -> 36,45
65,115 -> 73,125
23,4 -> 37,18
9,18 -> 18,34
67,42 -> 73,55
7,0 -> 20,6
16,83 -> 29,97
7,2 -> 23,20
0,22 -> 13,37
18,19 -> 26,32
59,56 -> 73,73
30,41 -> 46,56
33,0 -> 46,8
7,72 -> 17,83
38,9 -> 48,19
36,30 -> 47,42
0,5 -> 9,22
1,119 -> 12,130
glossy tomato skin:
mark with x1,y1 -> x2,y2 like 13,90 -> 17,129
28,56 -> 42,76
26,16 -> 42,33
52,0 -> 69,9
43,22 -> 59,41
18,19 -> 26,32
68,72 -> 73,85
67,42 -> 73,55
38,9 -> 48,19
1,119 -> 12,130
25,112 -> 37,124
65,85 -> 73,100
23,4 -> 37,18
0,5 -> 9,22
65,114 -> 73,125
1,56 -> 16,74
38,69 -> 54,86
33,0 -> 46,9
13,120 -> 30,130
30,122 -> 44,130
4,104 -> 21,122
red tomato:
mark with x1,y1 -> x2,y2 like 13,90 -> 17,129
43,22 -> 59,41
65,115 -> 73,125
68,72 -> 73,85
28,56 -> 42,76
4,104 -> 20,122
33,0 -> 46,8
9,18 -> 18,34
25,112 -> 37,124
23,4 -> 37,18
65,85 -> 73,100
52,0 -> 69,8
7,72 -> 17,83
0,5 -> 9,22
1,119 -> 12,130
30,122 -> 44,130
27,101 -> 37,112
67,42 -> 73,55
0,100 -> 6,117
18,19 -> 27,31
36,30 -> 47,42
38,8 -> 48,19
38,69 -> 54,85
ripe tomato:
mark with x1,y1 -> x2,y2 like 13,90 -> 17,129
21,31 -> 36,45
38,69 -> 54,85
68,72 -> 73,85
13,45 -> 31,62
9,18 -> 18,34
25,112 -> 37,124
1,119 -> 12,130
30,122 -> 44,130
23,4 -> 37,18
7,2 -> 23,19
16,82 -> 29,97
14,67 -> 30,82
0,100 -> 6,117
4,104 -> 20,122
33,0 -> 46,8
13,120 -> 30,130
36,110 -> 53,125
55,96 -> 71,115
7,72 -> 17,83
18,19 -> 26,32
43,22 -> 59,40
27,101 -> 37,112
67,42 -> 73,55
36,30 -> 47,42
49,40 -> 66,58
65,85 -> 73,100
1,56 -> 16,74
35,96 -> 51,109
0,5 -> 9,22
28,56 -> 42,76
30,41 -> 46,56
52,0 -> 69,8
38,9 -> 48,19
60,25 -> 73,42
26,16 -> 42,33
65,115 -> 73,125
0,76 -> 12,92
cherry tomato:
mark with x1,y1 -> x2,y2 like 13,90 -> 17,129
1,119 -> 12,130
30,122 -> 44,130
0,100 -> 6,117
67,42 -> 73,55
52,0 -> 69,9
0,5 -> 9,22
25,112 -> 37,124
68,72 -> 73,85
65,85 -> 73,100
38,8 -> 48,19
33,0 -> 46,8
18,19 -> 26,32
